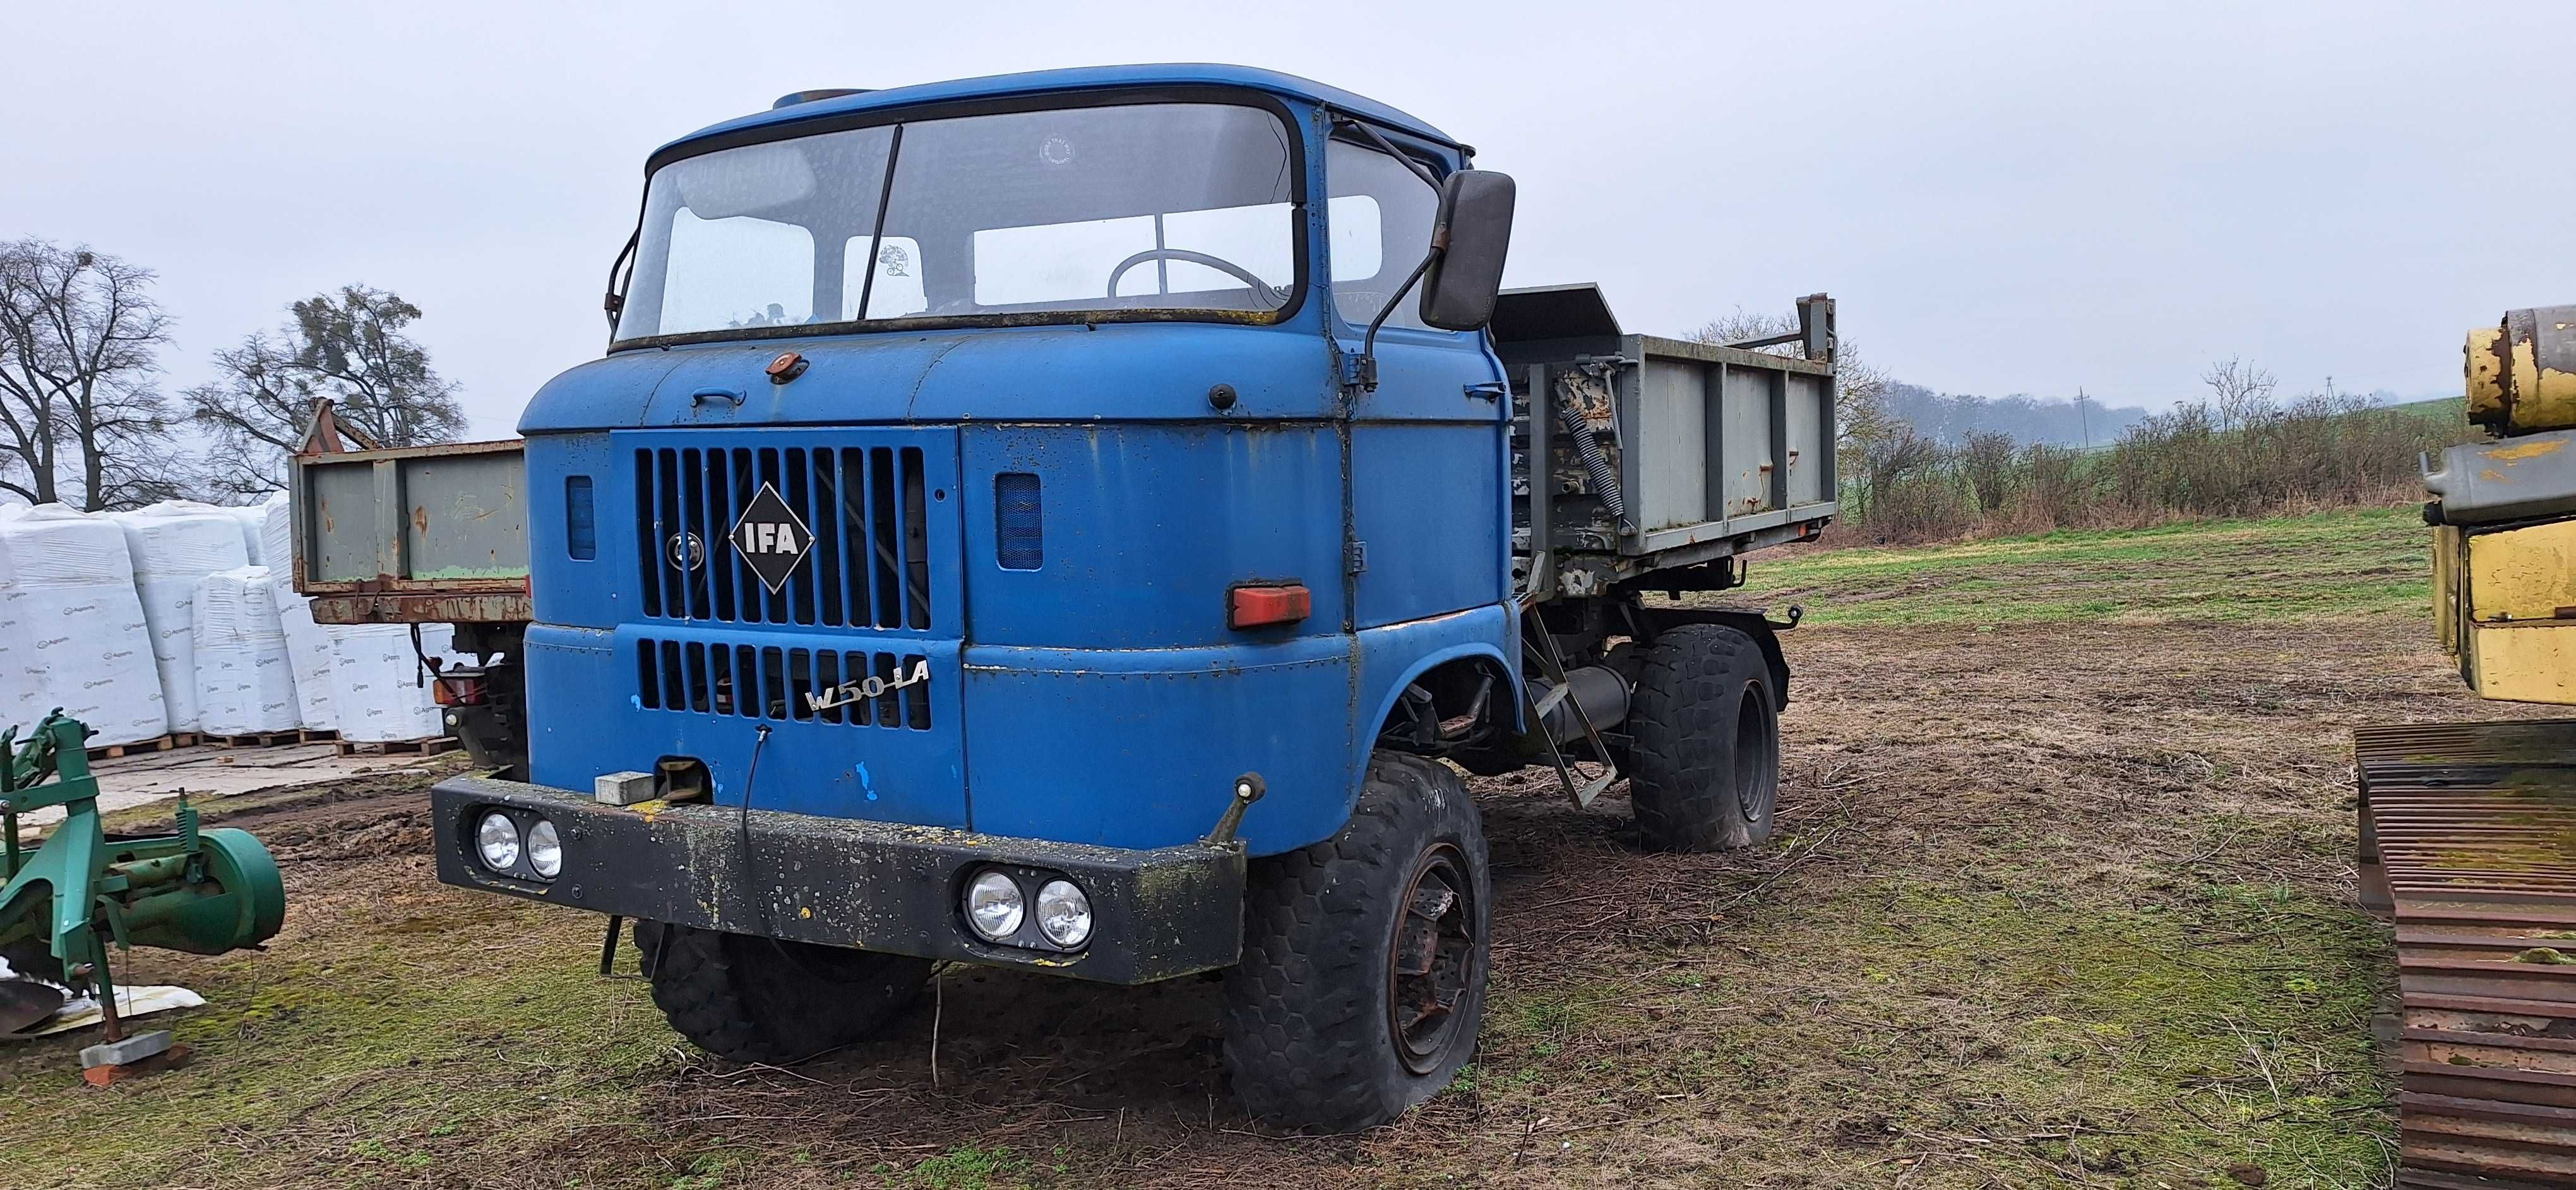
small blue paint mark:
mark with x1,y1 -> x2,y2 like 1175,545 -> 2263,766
857,760 -> 877,801
628,695 -> 641,709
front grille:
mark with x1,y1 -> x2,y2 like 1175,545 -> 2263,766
635,636 -> 932,729
634,444 -> 933,629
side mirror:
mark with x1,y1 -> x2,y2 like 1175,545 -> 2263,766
1419,171 -> 1517,332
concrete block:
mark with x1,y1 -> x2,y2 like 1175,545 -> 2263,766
594,771 -> 656,806
80,1028 -> 172,1069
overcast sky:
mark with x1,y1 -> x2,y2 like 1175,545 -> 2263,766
8,2 -> 2571,438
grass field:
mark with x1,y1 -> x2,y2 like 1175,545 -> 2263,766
1732,507 -> 2428,627
0,505 -> 2477,1189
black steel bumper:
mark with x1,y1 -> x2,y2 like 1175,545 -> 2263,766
430,775 -> 1246,984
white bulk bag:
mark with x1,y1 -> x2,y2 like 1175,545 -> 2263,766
232,504 -> 267,565
112,501 -> 251,733
332,623 -> 461,742
0,504 -> 36,733
256,492 -> 294,582
270,575 -> 339,731
192,566 -> 299,735
0,503 -> 170,745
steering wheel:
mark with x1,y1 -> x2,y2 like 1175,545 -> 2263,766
1104,248 -> 1282,306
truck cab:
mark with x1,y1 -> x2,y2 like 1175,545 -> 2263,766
420,64 -> 1835,1131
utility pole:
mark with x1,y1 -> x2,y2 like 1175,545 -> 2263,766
2077,387 -> 2090,450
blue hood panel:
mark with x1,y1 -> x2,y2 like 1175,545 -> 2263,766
520,323 -> 1340,434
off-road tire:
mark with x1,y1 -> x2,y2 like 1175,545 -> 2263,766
1626,623 -> 1780,852
633,921 -> 931,1064
1222,752 -> 1491,1133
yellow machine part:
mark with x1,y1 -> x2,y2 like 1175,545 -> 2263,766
2440,517 -> 2576,703
2466,306 -> 2576,433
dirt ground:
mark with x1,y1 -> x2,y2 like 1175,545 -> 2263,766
0,514 -> 2497,1189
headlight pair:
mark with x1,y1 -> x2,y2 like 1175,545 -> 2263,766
963,868 -> 1091,949
475,809 -> 563,880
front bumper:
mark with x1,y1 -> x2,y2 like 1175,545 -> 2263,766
430,775 -> 1246,984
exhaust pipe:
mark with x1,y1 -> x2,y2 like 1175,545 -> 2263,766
1524,665 -> 1630,746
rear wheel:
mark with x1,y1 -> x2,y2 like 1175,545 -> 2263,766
1222,752 -> 1490,1132
634,921 -> 931,1064
1626,623 -> 1780,852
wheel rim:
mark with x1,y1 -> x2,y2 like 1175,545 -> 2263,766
1386,843 -> 1477,1074
1734,685 -> 1779,824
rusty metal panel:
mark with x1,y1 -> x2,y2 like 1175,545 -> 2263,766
402,449 -> 528,582
2352,721 -> 2576,1188
301,456 -> 385,585
309,592 -> 534,625
292,438 -> 528,622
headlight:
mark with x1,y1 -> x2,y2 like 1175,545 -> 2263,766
475,811 -> 521,872
965,870 -> 1025,941
1034,879 -> 1092,948
525,818 -> 563,879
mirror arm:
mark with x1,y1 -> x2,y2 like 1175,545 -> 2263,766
1353,250 -> 1440,392
602,228 -> 640,332
1335,116 -> 1443,190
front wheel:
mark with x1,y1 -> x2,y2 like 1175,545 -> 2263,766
1222,752 -> 1491,1132
634,921 -> 931,1064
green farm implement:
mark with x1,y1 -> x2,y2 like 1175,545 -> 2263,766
0,712 -> 285,1062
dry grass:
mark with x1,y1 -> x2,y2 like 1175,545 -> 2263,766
0,510 -> 2494,1188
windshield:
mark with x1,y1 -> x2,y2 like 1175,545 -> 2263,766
615,102 -> 1299,342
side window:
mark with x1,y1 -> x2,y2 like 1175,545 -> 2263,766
1326,138 -> 1441,332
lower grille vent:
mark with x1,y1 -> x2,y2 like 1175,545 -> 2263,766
635,637 -> 931,730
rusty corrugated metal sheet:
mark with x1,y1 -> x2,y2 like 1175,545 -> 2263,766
2354,721 -> 2576,1189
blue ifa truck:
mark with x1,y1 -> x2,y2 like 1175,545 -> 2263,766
290,64 -> 1839,1131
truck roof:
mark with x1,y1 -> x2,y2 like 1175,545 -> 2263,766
652,63 -> 1463,167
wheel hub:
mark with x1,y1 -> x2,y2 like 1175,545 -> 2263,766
1387,844 -> 1476,1074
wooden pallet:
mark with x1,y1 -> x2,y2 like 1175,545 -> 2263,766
85,733 -> 190,761
298,728 -> 341,745
335,736 -> 458,758
202,729 -> 304,750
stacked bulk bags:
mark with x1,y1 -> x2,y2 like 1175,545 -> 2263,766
0,504 -> 170,745
258,494 -> 338,732
333,623 -> 459,742
113,502 -> 251,734
193,566 -> 300,735
229,504 -> 268,565
0,505 -> 33,733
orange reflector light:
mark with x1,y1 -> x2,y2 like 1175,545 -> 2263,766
433,676 -> 487,707
1228,583 -> 1311,629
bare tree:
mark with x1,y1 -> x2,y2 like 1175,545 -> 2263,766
188,285 -> 466,494
0,240 -> 177,509
184,334 -> 316,496
2201,356 -> 2277,433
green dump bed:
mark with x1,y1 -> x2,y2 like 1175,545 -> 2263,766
289,438 -> 531,625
